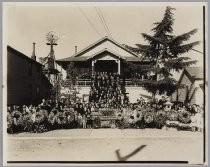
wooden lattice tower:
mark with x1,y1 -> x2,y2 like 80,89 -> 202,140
43,31 -> 60,100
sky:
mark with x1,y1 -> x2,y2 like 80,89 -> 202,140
4,2 -> 205,78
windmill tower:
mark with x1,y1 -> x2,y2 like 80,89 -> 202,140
42,31 -> 61,100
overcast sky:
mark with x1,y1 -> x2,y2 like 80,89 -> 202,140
4,2 -> 205,68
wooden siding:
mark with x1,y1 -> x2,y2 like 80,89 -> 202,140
176,74 -> 192,103
171,70 -> 204,106
7,47 -> 52,105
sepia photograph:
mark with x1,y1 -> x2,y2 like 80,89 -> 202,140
2,2 -> 208,166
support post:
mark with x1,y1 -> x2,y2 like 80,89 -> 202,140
91,60 -> 96,75
118,59 -> 121,75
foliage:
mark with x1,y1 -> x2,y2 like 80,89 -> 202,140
66,62 -> 78,89
124,6 -> 199,99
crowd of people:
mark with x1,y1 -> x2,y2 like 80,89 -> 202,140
89,72 -> 129,108
7,72 -> 204,133
7,94 -> 204,133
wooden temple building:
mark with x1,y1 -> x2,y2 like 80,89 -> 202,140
56,37 -> 151,102
56,37 -> 149,79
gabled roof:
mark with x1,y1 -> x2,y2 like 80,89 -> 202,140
185,67 -> 203,79
56,56 -> 87,62
56,36 -> 142,63
74,36 -> 139,58
56,48 -> 143,64
86,48 -> 126,60
178,67 -> 203,84
7,45 -> 43,67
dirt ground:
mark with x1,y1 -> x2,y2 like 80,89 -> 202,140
5,129 -> 205,165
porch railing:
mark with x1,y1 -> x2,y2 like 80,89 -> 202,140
76,79 -> 145,87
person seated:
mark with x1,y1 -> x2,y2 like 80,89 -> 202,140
40,99 -> 48,110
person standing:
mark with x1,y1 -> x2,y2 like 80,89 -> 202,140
86,112 -> 92,129
190,112 -> 197,132
77,113 -> 83,128
74,112 -> 78,128
82,115 -> 87,129
196,105 -> 204,132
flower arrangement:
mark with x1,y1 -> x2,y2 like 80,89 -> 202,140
22,113 -> 33,132
121,117 -> 130,129
48,111 -> 56,125
35,111 -> 46,124
57,112 -> 67,125
128,115 -> 136,124
136,110 -> 145,121
154,110 -> 167,128
144,112 -> 154,124
167,109 -> 178,121
7,113 -> 13,133
178,110 -> 191,124
33,110 -> 48,133
7,104 -> 197,133
12,110 -> 23,126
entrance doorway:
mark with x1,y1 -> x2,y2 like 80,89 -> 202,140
95,60 -> 118,73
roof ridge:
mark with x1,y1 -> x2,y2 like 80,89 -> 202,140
73,37 -> 107,57
72,36 -> 139,58
7,45 -> 43,66
86,48 -> 126,60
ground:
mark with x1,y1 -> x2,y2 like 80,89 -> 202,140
6,129 -> 204,165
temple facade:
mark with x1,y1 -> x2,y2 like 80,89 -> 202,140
56,37 -> 149,78
56,37 -> 151,102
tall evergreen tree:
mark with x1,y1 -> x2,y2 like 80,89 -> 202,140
66,62 -> 78,89
124,6 -> 199,101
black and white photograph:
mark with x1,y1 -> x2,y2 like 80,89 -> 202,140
2,2 -> 208,166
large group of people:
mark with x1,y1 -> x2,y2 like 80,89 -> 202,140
89,72 -> 129,108
7,73 -> 204,133
7,94 -> 204,133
